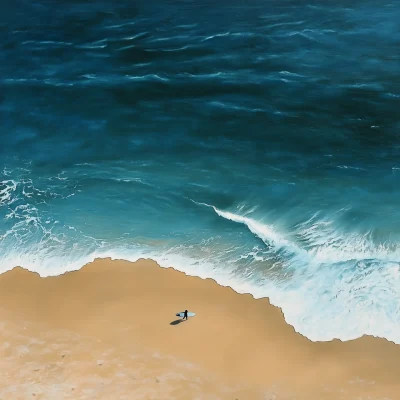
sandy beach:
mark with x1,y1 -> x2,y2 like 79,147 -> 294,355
0,258 -> 399,399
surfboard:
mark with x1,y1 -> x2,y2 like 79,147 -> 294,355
176,312 -> 196,318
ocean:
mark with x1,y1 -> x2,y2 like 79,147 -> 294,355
1,0 -> 399,343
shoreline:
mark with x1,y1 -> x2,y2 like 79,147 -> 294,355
1,257 -> 399,399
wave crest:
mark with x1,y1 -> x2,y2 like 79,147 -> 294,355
194,201 -> 400,344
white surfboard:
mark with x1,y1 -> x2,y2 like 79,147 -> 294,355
176,311 -> 196,318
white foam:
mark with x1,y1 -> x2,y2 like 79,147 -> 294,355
202,32 -> 231,41
0,180 -> 18,205
193,201 -> 291,250
2,173 -> 400,345
2,222 -> 400,344
205,205 -> 400,344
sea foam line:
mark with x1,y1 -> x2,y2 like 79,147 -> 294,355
2,178 -> 400,345
192,200 -> 294,252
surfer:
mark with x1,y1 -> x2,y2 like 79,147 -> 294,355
183,310 -> 188,320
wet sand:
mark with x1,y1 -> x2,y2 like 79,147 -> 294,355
0,258 -> 399,399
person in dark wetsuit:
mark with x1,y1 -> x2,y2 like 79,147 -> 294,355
183,310 -> 188,320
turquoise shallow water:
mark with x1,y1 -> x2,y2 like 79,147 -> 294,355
1,0 -> 400,342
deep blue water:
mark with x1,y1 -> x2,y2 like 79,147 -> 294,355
1,0 -> 400,342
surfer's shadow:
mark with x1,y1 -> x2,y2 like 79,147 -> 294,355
170,319 -> 186,326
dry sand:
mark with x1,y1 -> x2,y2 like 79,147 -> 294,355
0,258 -> 399,399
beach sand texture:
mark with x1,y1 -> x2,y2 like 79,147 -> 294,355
0,258 -> 399,399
